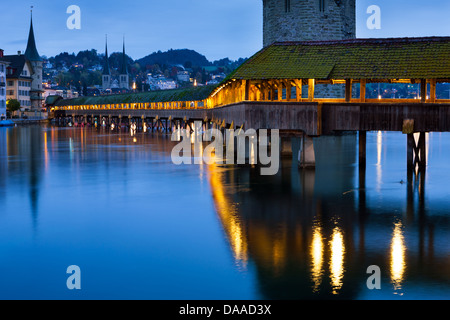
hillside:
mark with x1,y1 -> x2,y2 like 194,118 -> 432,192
135,49 -> 211,68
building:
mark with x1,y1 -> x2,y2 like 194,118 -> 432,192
177,71 -> 190,83
147,74 -> 177,91
3,11 -> 44,111
5,53 -> 33,110
119,39 -> 130,90
262,0 -> 356,97
263,0 -> 356,47
0,49 -> 10,119
102,37 -> 130,92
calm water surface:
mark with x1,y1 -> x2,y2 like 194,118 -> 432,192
0,125 -> 448,300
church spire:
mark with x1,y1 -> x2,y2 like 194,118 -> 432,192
25,7 -> 42,62
120,36 -> 128,75
103,35 -> 110,75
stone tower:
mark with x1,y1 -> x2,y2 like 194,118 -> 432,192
119,37 -> 130,90
263,0 -> 356,47
25,10 -> 44,110
102,36 -> 111,91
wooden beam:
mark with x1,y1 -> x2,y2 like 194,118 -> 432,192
308,79 -> 315,102
286,80 -> 292,101
244,80 -> 250,101
345,79 -> 352,102
360,79 -> 366,103
278,80 -> 283,101
294,79 -> 302,102
420,79 -> 427,102
430,79 -> 437,103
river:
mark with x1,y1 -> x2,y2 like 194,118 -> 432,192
0,125 -> 448,300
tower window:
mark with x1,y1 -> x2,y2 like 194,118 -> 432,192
285,0 -> 291,13
319,0 -> 326,12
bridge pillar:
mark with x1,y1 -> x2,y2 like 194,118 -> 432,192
407,132 -> 427,171
300,135 -> 316,168
359,131 -> 367,168
280,137 -> 293,158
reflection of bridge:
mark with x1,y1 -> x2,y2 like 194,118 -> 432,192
206,135 -> 450,299
50,37 -> 450,170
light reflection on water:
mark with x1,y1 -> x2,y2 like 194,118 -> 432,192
0,125 -> 449,300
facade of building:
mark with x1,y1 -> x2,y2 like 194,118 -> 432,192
263,0 -> 356,47
5,54 -> 33,109
3,13 -> 44,111
0,49 -> 10,119
263,0 -> 356,97
147,74 -> 177,91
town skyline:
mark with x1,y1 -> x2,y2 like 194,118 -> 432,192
1,0 -> 450,62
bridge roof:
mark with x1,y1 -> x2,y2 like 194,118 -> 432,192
56,85 -> 217,107
227,37 -> 450,81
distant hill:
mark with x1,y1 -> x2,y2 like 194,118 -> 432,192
135,49 -> 211,68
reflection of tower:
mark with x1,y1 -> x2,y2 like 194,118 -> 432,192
6,126 -> 43,231
0,128 -> 7,201
119,37 -> 130,90
25,9 -> 44,110
102,36 -> 111,91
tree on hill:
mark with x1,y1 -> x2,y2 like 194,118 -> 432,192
136,49 -> 210,69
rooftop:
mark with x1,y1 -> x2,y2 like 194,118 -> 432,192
227,37 -> 450,81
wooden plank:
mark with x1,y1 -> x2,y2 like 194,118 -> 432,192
345,79 -> 352,102
308,79 -> 315,102
360,79 -> 366,103
421,79 -> 427,102
294,79 -> 302,102
430,79 -> 437,103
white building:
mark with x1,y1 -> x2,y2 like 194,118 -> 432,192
147,73 -> 177,91
0,49 -> 10,120
177,70 -> 190,83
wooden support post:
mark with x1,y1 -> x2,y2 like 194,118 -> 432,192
421,79 -> 427,102
286,81 -> 292,101
295,80 -> 302,102
359,131 -> 367,168
345,79 -> 352,102
308,79 -> 315,102
360,79 -> 366,103
418,132 -> 426,169
430,79 -> 436,103
278,81 -> 283,101
407,133 -> 415,170
244,80 -> 250,101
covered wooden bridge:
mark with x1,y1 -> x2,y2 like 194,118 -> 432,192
51,37 -> 450,169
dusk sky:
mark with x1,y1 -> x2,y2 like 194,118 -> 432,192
1,0 -> 450,62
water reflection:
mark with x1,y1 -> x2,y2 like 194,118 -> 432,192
1,126 -> 44,230
207,133 -> 450,299
391,221 -> 406,295
0,126 -> 448,299
330,226 -> 346,295
310,222 -> 324,293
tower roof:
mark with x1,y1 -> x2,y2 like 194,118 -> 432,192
103,36 -> 111,75
120,37 -> 128,75
25,10 -> 42,62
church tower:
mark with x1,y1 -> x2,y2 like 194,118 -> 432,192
119,37 -> 130,90
263,0 -> 356,47
102,36 -> 111,91
25,9 -> 44,110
